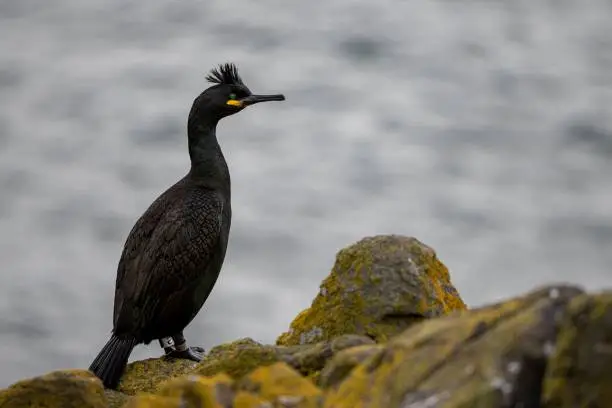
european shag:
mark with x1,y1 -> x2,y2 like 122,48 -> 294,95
88,63 -> 285,389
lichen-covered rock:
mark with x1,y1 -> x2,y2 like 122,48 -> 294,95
105,389 -> 130,408
11,236 -> 612,408
154,373 -> 234,407
123,374 -> 234,407
232,391 -> 271,407
118,357 -> 198,395
0,369 -> 107,408
277,235 -> 466,346
319,344 -> 383,389
122,394 -> 182,408
542,291 -> 612,407
194,338 -> 282,379
126,363 -> 322,407
236,362 -> 322,407
324,285 -> 586,408
283,334 -> 375,384
116,334 -> 374,400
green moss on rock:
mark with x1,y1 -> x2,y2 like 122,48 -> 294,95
282,334 -> 375,384
324,285 -> 584,408
277,235 -> 467,346
155,373 -> 234,407
319,344 -> 383,389
116,334 -> 374,403
122,394 -> 182,407
232,391 -> 269,407
0,369 -> 107,408
10,236 -> 611,408
105,389 -> 130,408
542,291 -> 612,407
236,362 -> 322,408
124,373 -> 236,407
118,357 -> 198,395
193,338 -> 281,379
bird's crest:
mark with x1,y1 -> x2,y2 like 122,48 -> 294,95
206,63 -> 245,86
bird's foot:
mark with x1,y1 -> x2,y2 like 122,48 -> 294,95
166,346 -> 205,362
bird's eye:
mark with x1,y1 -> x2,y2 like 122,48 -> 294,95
229,93 -> 237,100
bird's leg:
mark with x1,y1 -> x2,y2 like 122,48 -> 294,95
165,331 -> 205,362
159,336 -> 176,355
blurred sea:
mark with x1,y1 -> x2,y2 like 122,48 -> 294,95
1,0 -> 611,387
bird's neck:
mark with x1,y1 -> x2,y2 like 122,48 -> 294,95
187,122 -> 231,195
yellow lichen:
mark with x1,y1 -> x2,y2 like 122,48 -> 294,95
319,344 -> 383,389
237,362 -> 322,407
324,286 -> 582,407
155,373 -> 233,407
272,334 -> 374,385
277,309 -> 311,345
118,357 -> 198,395
122,394 -> 182,407
277,235 -> 467,347
0,369 -> 107,408
232,391 -> 270,407
542,292 -> 612,407
194,338 -> 281,379
105,389 -> 130,408
414,242 -> 467,314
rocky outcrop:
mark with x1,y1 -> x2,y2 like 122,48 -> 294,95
125,372 -> 234,407
115,356 -> 198,396
236,362 -> 322,407
276,235 -> 467,346
0,235 -> 610,408
0,370 -> 107,408
323,285 -> 588,407
542,291 -> 612,406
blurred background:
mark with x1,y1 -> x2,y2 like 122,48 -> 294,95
1,0 -> 611,387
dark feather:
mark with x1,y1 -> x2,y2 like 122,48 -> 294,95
88,334 -> 137,390
112,178 -> 225,341
205,63 -> 245,86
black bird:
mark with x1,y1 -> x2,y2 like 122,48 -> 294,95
88,63 -> 285,389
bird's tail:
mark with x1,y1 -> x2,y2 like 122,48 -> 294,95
88,334 -> 137,389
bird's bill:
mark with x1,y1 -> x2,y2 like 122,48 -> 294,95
240,94 -> 286,106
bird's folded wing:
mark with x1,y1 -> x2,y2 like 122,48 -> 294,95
113,189 -> 223,330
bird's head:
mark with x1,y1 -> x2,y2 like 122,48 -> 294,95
189,63 -> 285,124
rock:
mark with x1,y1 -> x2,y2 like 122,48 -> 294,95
282,334 -> 375,384
542,291 -> 612,407
324,285 -> 586,407
5,235 -> 611,407
191,335 -> 374,387
158,373 -> 233,407
118,357 -> 198,395
319,344 -> 383,389
122,394 -> 182,408
236,362 -> 322,407
104,389 -> 130,408
124,373 -> 233,407
0,369 -> 107,408
193,338 -> 282,379
124,363 -> 321,407
232,391 -> 271,407
277,235 -> 466,346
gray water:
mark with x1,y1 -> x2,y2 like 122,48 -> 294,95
1,0 -> 612,387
